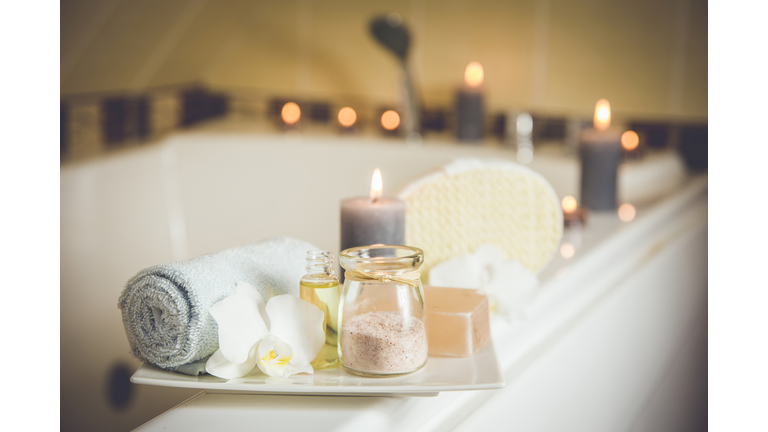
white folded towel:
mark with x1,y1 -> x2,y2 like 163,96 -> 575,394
118,237 -> 316,375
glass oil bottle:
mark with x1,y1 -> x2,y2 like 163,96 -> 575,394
300,251 -> 340,369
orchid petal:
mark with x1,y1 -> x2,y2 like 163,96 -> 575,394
287,362 -> 313,376
205,345 -> 259,379
265,295 -> 325,367
209,281 -> 269,364
256,334 -> 299,378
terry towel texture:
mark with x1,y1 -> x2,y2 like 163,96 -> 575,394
118,237 -> 316,375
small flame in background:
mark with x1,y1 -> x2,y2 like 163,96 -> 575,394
381,110 -> 400,130
338,107 -> 357,127
464,62 -> 484,87
618,203 -> 636,222
561,196 -> 577,213
281,102 -> 301,125
370,168 -> 383,202
621,130 -> 639,150
593,99 -> 611,131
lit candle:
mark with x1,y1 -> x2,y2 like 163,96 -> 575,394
579,99 -> 622,211
380,110 -> 401,134
456,62 -> 485,142
561,195 -> 586,227
340,168 -> 406,257
621,129 -> 641,160
281,102 -> 301,124
338,106 -> 357,134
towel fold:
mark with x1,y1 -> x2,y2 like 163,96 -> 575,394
117,237 -> 316,375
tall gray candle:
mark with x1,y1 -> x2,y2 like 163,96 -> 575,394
579,99 -> 622,211
340,169 -> 405,254
456,62 -> 485,142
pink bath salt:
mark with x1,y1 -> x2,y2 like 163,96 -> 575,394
341,311 -> 428,373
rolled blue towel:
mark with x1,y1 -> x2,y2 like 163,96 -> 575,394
118,237 -> 317,375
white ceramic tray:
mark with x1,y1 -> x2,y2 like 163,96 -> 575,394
131,339 -> 504,396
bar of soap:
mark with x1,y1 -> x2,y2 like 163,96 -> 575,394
424,285 -> 490,357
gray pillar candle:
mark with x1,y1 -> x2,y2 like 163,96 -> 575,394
579,128 -> 623,211
456,89 -> 485,141
340,170 -> 405,284
456,62 -> 486,142
340,197 -> 405,252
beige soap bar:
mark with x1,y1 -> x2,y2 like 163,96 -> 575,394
424,285 -> 490,357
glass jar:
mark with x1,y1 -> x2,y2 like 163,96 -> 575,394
338,245 -> 428,376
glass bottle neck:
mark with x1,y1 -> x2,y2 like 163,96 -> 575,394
304,251 -> 337,279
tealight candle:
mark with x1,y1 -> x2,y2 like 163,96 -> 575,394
281,102 -> 301,126
338,106 -> 358,135
340,169 -> 405,261
456,62 -> 485,142
579,99 -> 622,211
380,110 -> 401,134
561,195 -> 586,227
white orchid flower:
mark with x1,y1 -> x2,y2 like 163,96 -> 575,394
205,281 -> 325,379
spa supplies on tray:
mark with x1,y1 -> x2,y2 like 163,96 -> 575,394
338,245 -> 428,376
117,237 -> 316,375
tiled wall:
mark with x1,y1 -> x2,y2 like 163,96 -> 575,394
60,0 -> 707,163
61,0 -> 707,118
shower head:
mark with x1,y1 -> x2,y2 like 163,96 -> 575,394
369,13 -> 410,63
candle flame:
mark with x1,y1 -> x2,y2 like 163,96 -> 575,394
381,110 -> 400,131
464,62 -> 484,87
560,242 -> 575,259
370,168 -> 383,202
593,99 -> 611,131
338,107 -> 357,127
621,130 -> 639,150
618,203 -> 636,222
561,196 -> 577,213
281,102 -> 301,125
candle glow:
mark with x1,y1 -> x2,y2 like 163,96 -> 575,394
593,99 -> 611,131
618,203 -> 636,222
281,102 -> 301,125
561,196 -> 577,213
464,62 -> 484,87
370,169 -> 383,202
621,130 -> 639,150
560,243 -> 575,259
338,107 -> 357,127
381,110 -> 400,130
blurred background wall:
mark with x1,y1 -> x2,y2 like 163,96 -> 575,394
60,0 -> 707,162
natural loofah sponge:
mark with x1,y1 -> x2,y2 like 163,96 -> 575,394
398,158 -> 562,280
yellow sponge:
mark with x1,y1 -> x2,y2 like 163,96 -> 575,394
398,158 -> 562,280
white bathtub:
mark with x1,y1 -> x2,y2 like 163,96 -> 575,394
60,130 -> 700,431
